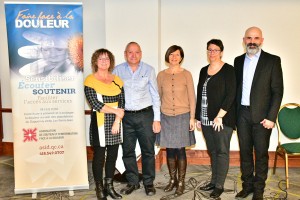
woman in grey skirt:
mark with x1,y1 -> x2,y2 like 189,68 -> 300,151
156,45 -> 196,196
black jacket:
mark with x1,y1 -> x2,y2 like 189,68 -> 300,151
195,63 -> 236,129
234,50 -> 284,123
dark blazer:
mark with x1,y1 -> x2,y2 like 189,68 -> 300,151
234,50 -> 284,123
195,63 -> 236,129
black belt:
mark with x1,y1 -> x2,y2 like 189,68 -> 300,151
125,106 -> 152,113
241,105 -> 251,109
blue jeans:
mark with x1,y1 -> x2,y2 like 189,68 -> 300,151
202,125 -> 233,188
122,109 -> 155,186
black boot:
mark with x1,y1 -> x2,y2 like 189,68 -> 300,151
95,181 -> 107,200
104,178 -> 122,199
174,159 -> 187,197
164,158 -> 177,192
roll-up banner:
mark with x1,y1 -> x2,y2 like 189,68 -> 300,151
4,2 -> 88,194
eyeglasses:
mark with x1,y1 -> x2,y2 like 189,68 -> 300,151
98,57 -> 110,61
207,49 -> 221,53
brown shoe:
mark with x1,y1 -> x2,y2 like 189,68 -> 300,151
164,158 -> 177,192
174,159 -> 187,197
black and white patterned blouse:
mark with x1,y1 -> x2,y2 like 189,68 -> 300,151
201,75 -> 213,126
84,75 -> 125,147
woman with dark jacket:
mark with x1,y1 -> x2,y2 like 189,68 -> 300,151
195,39 -> 236,198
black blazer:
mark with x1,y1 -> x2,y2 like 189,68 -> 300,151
234,50 -> 284,123
195,63 -> 236,129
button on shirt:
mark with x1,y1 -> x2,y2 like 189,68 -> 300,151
241,50 -> 261,106
113,61 -> 161,121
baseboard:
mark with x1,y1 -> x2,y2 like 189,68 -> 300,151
2,142 -> 300,171
2,142 -> 13,155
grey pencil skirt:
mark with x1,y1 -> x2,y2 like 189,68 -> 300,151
156,112 -> 196,148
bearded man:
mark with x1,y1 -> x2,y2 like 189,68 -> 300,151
234,27 -> 284,200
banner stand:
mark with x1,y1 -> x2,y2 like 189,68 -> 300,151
4,2 -> 89,195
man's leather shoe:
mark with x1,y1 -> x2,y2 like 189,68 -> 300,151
199,182 -> 215,191
120,184 -> 140,195
252,197 -> 263,200
235,189 -> 253,199
210,187 -> 224,198
252,192 -> 263,200
144,184 -> 156,196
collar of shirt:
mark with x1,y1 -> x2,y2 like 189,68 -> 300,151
125,62 -> 140,75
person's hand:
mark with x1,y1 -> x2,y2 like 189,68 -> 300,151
213,117 -> 223,132
115,108 -> 124,119
189,118 -> 195,131
111,121 -> 120,134
260,119 -> 275,129
196,120 -> 202,130
152,121 -> 161,134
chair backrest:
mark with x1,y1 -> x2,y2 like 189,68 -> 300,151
277,103 -> 300,139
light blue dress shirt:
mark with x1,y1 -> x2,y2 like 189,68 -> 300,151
113,61 -> 161,121
241,50 -> 261,106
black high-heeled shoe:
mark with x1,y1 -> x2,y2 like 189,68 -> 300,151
199,182 -> 215,191
210,187 -> 224,198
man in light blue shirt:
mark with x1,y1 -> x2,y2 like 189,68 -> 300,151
113,42 -> 161,196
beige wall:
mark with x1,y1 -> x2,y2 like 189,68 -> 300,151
1,0 -> 300,149
160,0 -> 300,150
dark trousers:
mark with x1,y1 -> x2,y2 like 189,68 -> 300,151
122,109 -> 155,186
92,144 -> 119,182
237,107 -> 272,193
202,125 -> 233,188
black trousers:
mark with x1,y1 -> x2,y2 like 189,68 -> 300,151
237,107 -> 272,193
202,125 -> 233,188
92,144 -> 119,182
122,109 -> 155,186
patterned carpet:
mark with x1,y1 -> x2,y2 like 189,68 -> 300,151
1,156 -> 300,200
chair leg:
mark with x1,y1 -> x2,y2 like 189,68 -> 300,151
285,153 -> 289,189
273,150 -> 278,174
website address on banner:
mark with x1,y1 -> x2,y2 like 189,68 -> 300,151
39,144 -> 64,156
40,150 -> 64,156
